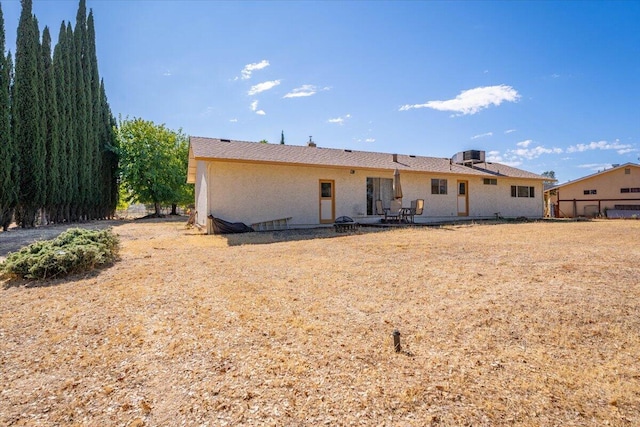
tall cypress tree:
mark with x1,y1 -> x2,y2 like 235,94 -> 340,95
109,112 -> 118,217
66,22 -> 80,220
86,9 -> 101,218
53,21 -> 71,222
14,0 -> 46,227
73,0 -> 90,220
99,79 -> 118,218
42,26 -> 61,223
0,4 -> 18,231
3,0 -> 117,226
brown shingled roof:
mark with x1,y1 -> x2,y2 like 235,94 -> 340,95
188,136 -> 547,181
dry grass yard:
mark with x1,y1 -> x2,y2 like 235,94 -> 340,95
1,218 -> 640,426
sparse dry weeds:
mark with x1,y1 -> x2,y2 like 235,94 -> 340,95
1,219 -> 639,426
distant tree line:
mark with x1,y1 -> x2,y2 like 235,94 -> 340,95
0,0 -> 117,230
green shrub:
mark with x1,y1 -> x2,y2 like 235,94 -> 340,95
0,228 -> 119,280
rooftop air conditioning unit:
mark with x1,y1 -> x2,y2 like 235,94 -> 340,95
451,150 -> 485,165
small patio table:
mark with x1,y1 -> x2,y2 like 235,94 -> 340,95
399,207 -> 413,223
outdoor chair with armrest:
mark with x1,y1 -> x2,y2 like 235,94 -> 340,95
375,199 -> 390,221
388,199 -> 403,223
407,199 -> 424,223
376,199 -> 401,223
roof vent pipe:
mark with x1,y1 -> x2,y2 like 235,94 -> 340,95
392,153 -> 398,162
308,136 -> 316,147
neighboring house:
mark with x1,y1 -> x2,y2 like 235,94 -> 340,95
187,137 -> 548,231
545,163 -> 640,218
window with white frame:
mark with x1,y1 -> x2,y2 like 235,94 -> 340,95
511,185 -> 535,198
431,179 -> 447,195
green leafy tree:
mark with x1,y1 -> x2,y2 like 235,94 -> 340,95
280,130 -> 285,145
541,171 -> 556,180
0,4 -> 18,230
116,117 -> 192,217
541,170 -> 556,185
14,0 -> 46,228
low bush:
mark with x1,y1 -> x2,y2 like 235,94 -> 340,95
0,228 -> 119,280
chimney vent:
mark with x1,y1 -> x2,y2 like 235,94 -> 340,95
308,136 -> 316,147
392,153 -> 398,162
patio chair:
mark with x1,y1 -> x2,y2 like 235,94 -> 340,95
407,199 -> 424,223
376,199 -> 401,222
375,199 -> 389,219
388,199 -> 403,223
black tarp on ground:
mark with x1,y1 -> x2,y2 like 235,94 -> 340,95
208,215 -> 254,234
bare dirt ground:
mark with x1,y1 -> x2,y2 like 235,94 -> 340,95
1,219 -> 639,426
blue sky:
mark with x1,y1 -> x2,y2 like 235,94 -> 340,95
2,0 -> 639,183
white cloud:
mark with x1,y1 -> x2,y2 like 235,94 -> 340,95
399,84 -> 520,115
486,151 -> 522,167
512,145 -> 563,159
229,118 -> 238,123
283,85 -> 317,98
578,163 -> 613,172
365,138 -> 375,143
163,70 -> 172,77
488,142 -> 562,165
328,114 -> 351,125
471,132 -> 493,140
566,139 -> 633,154
504,129 -> 516,134
516,140 -> 532,148
283,85 -> 331,98
250,101 -> 265,115
248,80 -> 281,96
241,60 -> 269,80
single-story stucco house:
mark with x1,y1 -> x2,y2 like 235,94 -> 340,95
544,163 -> 640,218
187,137 -> 548,231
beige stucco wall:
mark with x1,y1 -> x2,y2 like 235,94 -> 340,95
198,160 -> 544,227
468,178 -> 544,218
206,161 -> 357,226
194,161 -> 209,226
363,173 -> 543,219
548,166 -> 640,217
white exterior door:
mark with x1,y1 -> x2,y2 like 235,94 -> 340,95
319,180 -> 335,224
